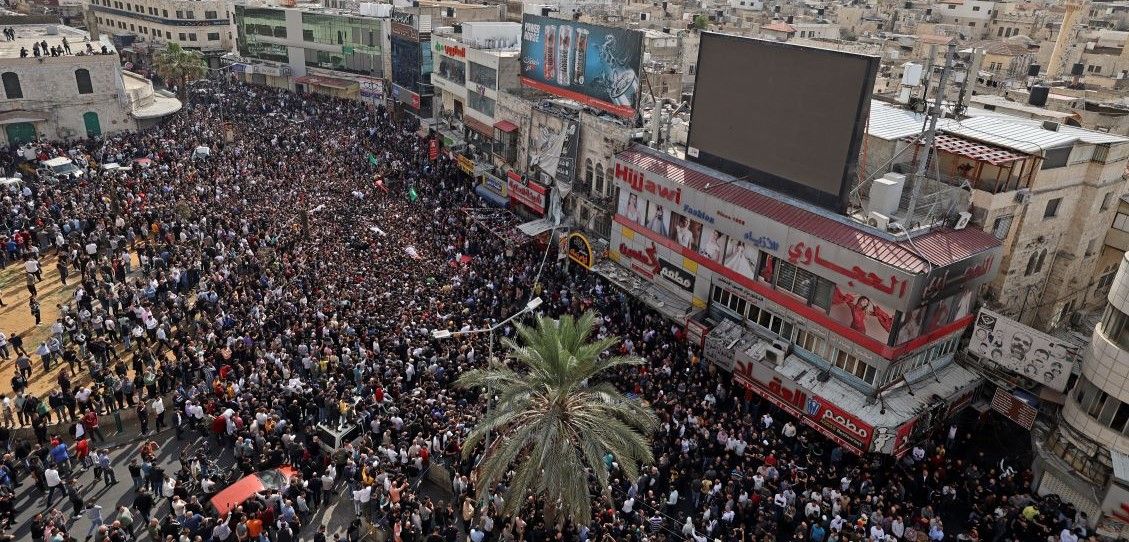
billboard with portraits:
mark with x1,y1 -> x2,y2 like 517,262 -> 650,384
968,308 -> 1079,392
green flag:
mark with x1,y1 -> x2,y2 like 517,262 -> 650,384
408,186 -> 418,203
366,152 -> 378,166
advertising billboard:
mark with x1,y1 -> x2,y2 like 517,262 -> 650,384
528,108 -> 580,184
519,14 -> 643,118
686,34 -> 879,213
968,309 -> 1080,392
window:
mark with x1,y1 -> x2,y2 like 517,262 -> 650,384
1042,146 -> 1071,169
207,32 -> 220,41
1101,191 -> 1115,211
1087,238 -> 1098,256
467,90 -> 494,116
1044,197 -> 1062,219
1,72 -> 22,99
188,33 -> 198,41
992,215 -> 1013,240
947,4 -> 955,8
595,164 -> 606,195
162,9 -> 168,17
129,24 -> 135,32
205,10 -> 217,18
1114,213 -> 1129,232
185,10 -> 195,19
1036,250 -> 1048,273
796,329 -> 826,358
775,260 -> 815,300
972,5 -> 980,10
832,349 -> 876,384
175,10 -> 182,18
178,33 -> 186,41
75,69 -> 93,94
468,62 -> 497,89
1102,304 -> 1129,351
585,158 -> 593,185
1025,250 -> 1040,276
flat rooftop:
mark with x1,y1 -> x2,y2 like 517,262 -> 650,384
0,24 -> 101,60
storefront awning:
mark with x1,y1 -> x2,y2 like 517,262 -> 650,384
517,218 -> 555,236
0,111 -> 48,124
475,184 -> 509,208
294,75 -> 359,90
493,120 -> 519,133
464,116 -> 494,138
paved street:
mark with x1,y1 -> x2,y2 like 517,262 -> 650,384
7,426 -> 363,540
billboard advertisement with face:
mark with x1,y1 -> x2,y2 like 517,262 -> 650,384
520,14 -> 643,118
968,309 -> 1080,392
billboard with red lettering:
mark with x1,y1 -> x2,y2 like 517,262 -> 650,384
507,171 -> 547,216
804,395 -> 873,454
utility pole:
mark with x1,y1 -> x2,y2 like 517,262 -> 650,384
904,41 -> 956,230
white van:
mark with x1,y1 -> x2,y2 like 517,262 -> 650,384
37,157 -> 84,182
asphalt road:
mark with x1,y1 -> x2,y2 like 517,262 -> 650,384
6,426 -> 363,541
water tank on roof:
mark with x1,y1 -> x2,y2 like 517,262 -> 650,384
901,62 -> 923,86
1029,85 -> 1049,107
869,173 -> 905,217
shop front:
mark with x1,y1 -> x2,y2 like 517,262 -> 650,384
476,171 -> 509,208
507,171 -> 548,218
606,144 -> 998,455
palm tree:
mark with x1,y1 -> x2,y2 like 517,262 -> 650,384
455,310 -> 658,525
153,43 -> 207,101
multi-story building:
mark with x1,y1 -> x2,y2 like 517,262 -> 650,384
599,143 -> 1000,455
933,0 -> 995,39
430,22 -> 521,170
0,24 -> 181,145
1033,251 -> 1129,530
387,1 -> 505,125
232,6 -> 387,103
84,0 -> 235,65
862,100 -> 1129,333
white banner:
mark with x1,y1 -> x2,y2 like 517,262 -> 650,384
968,308 -> 1080,392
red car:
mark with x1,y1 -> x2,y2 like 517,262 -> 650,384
208,466 -> 298,517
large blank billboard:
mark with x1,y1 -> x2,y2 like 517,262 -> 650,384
687,34 -> 878,213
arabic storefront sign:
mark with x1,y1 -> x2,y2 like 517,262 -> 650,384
991,387 -> 1038,430
567,232 -> 594,269
481,172 -> 507,199
620,242 -> 660,278
457,154 -> 475,175
734,359 -> 807,418
429,139 -> 439,161
805,395 -> 873,453
658,258 -> 695,292
787,241 -> 908,300
507,171 -> 547,215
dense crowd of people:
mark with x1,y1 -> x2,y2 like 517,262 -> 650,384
0,77 -> 1096,542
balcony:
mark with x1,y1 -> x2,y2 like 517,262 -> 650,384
904,133 -> 1041,194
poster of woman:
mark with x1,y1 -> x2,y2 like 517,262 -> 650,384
724,238 -> 756,278
829,287 -> 894,343
670,212 -> 702,251
698,227 -> 726,262
646,201 -> 670,237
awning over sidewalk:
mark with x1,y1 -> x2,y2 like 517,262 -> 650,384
493,120 -> 519,133
294,75 -> 359,90
592,260 -> 695,322
517,218 -> 555,236
475,184 -> 509,208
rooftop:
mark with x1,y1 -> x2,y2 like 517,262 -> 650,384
0,24 -> 108,60
619,145 -> 1000,274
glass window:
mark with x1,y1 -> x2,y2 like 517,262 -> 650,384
436,56 -> 465,85
468,61 -> 498,89
467,90 -> 495,116
188,33 -> 198,41
207,33 -> 220,41
75,69 -> 93,94
1,72 -> 20,99
205,10 -> 217,18
585,158 -> 593,184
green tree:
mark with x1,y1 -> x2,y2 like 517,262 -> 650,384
153,43 -> 207,101
692,14 -> 709,30
456,311 -> 658,525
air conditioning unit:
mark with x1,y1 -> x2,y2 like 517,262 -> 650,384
954,211 -> 972,230
868,211 -> 892,230
1015,188 -> 1031,204
765,339 -> 790,364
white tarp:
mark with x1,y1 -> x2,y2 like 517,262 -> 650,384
517,218 -> 554,237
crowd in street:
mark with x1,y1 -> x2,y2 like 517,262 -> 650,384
0,77 -> 1097,542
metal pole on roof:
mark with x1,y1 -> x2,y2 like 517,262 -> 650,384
904,41 -> 957,232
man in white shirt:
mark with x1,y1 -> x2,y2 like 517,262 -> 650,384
44,466 -> 62,505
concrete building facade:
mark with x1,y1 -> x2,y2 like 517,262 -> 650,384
84,0 -> 235,59
0,25 -> 180,145
1034,251 -> 1129,530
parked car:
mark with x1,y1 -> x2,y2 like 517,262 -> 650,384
208,466 -> 298,517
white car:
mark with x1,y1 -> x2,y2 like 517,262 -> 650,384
37,157 -> 84,182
